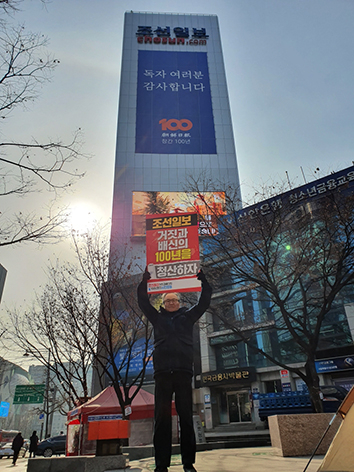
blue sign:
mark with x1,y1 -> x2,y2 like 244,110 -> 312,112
0,401 -> 10,418
113,337 -> 154,381
316,356 -> 354,373
136,51 -> 216,154
88,414 -> 122,422
236,165 -> 354,223
281,382 -> 292,392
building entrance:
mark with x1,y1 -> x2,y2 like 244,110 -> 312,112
227,391 -> 251,423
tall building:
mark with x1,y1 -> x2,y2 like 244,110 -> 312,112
110,11 -> 240,257
101,9 -> 242,424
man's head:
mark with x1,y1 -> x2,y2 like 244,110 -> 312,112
162,292 -> 180,312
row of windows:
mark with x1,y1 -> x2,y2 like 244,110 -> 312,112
212,287 -> 353,371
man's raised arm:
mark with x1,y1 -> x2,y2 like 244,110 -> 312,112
137,269 -> 159,324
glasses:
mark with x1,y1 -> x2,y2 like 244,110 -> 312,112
164,299 -> 179,304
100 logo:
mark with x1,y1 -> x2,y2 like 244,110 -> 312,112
159,118 -> 193,131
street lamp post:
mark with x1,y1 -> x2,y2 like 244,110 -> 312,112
44,350 -> 51,439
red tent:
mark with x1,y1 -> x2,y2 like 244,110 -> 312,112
66,386 -> 177,455
68,385 -> 160,422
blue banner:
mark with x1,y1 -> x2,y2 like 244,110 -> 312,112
316,355 -> 354,373
136,51 -> 216,154
113,337 -> 154,382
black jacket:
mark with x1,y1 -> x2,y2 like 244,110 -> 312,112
12,434 -> 24,452
29,434 -> 38,452
137,278 -> 212,375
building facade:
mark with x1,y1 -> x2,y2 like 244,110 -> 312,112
110,11 -> 240,257
198,166 -> 354,430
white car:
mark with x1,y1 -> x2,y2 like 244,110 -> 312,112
0,441 -> 28,459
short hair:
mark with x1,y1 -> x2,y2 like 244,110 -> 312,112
162,292 -> 180,304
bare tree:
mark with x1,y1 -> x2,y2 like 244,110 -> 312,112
188,174 -> 354,413
3,228 -> 153,424
0,2 -> 86,247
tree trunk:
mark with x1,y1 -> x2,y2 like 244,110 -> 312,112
305,359 -> 323,413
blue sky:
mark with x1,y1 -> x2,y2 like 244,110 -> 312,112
1,0 -> 354,334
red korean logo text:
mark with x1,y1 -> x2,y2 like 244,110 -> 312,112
159,119 -> 193,131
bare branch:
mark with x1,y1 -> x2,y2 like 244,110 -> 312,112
2,228 -> 153,419
187,173 -> 354,412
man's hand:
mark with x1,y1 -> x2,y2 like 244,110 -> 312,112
143,267 -> 151,281
197,269 -> 207,282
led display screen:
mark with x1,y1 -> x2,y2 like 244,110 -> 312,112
136,50 -> 216,154
132,191 -> 226,237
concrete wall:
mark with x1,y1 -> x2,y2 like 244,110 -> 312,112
27,454 -> 128,472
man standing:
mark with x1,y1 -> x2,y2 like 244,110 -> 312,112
138,269 -> 212,472
11,432 -> 24,466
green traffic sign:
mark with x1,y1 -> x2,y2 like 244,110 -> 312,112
13,384 -> 45,404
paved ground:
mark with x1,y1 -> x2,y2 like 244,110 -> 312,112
0,456 -> 28,471
0,447 -> 324,472
128,447 -> 323,472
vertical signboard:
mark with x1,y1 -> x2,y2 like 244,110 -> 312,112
146,212 -> 201,293
136,51 -> 216,154
0,401 -> 10,417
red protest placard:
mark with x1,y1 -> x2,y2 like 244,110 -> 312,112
146,212 -> 201,294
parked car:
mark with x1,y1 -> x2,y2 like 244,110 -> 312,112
0,440 -> 28,459
36,435 -> 67,457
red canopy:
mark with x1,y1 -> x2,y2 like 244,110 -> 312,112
67,386 -> 175,422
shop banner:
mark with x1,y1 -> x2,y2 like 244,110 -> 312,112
146,212 -> 201,294
315,355 -> 354,373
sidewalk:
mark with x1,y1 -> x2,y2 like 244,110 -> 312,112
128,447 -> 323,472
0,447 -> 324,472
0,456 -> 28,471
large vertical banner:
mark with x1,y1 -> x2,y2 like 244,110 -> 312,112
146,212 -> 201,294
136,51 -> 216,154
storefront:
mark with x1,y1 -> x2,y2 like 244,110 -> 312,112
219,389 -> 252,423
200,367 -> 256,428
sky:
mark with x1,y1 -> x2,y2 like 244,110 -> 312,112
1,0 -> 354,363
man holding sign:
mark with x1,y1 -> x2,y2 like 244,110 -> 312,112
137,268 -> 212,472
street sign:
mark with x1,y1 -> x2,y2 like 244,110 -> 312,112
13,384 -> 45,404
0,401 -> 10,417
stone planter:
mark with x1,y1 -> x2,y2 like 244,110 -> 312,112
268,413 -> 342,457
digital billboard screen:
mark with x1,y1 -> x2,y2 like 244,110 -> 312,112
132,191 -> 226,237
136,50 -> 216,154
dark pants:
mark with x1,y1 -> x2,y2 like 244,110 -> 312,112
12,450 -> 20,464
154,371 -> 196,469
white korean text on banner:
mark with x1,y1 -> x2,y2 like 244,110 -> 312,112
146,212 -> 201,294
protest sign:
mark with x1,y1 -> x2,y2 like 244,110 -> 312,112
146,212 -> 201,294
